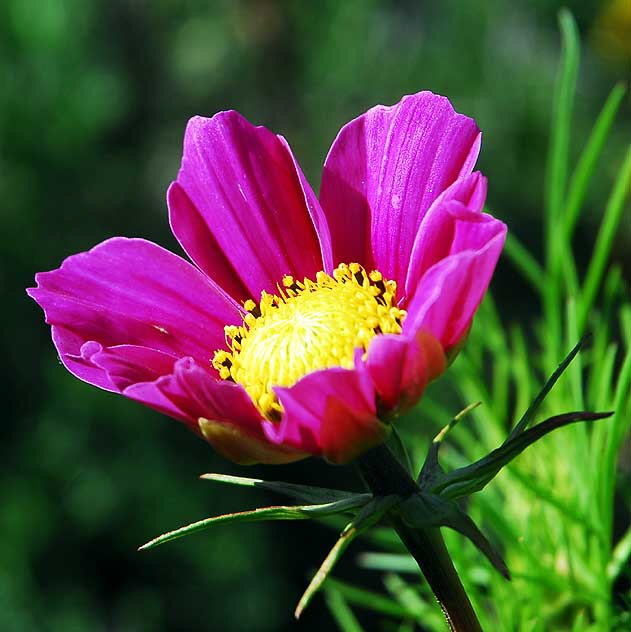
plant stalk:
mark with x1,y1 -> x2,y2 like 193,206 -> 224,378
356,444 -> 482,632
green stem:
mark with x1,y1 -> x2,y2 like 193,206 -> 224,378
356,444 -> 482,632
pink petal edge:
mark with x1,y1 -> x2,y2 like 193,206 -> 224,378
27,237 -> 241,390
320,91 -> 481,291
269,353 -> 387,464
170,111 -> 332,302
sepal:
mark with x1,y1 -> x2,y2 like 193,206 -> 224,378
397,492 -> 510,579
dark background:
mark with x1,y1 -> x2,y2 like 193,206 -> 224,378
3,1 -> 630,630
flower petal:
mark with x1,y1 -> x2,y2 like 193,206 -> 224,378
167,182 -> 251,301
90,344 -> 179,391
170,112 -> 332,301
270,356 -> 387,464
131,357 -> 304,464
403,229 -> 507,351
365,330 -> 446,413
404,171 -> 492,295
320,91 -> 481,289
27,237 -> 240,389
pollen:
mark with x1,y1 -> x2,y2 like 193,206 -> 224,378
212,263 -> 406,421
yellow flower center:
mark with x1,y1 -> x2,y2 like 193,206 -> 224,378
212,263 -> 406,421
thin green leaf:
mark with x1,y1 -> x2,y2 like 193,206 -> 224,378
543,9 -> 580,370
418,401 -> 480,489
357,552 -> 419,574
577,142 -> 631,332
510,324 -> 532,416
200,472 -> 364,504
563,82 -> 627,242
508,335 -> 589,440
608,524 -> 631,582
325,576 -> 415,618
324,589 -> 364,632
602,345 -> 631,533
139,496 -> 370,551
546,8 -> 579,239
435,411 -> 612,500
502,232 -> 545,293
295,495 -> 399,618
388,426 -> 414,477
383,573 -> 447,628
398,493 -> 510,578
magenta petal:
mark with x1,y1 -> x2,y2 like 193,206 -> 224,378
171,112 -> 332,300
403,229 -> 507,350
365,331 -> 446,413
132,358 -> 303,464
28,237 -> 240,389
167,182 -> 251,301
404,171 -> 491,295
91,344 -> 179,391
321,91 -> 481,288
270,358 -> 386,464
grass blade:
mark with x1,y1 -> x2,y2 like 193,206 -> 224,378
563,82 -> 627,242
577,143 -> 631,332
502,232 -> 545,293
324,589 -> 364,632
546,8 -> 579,233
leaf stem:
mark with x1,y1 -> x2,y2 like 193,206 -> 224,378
356,444 -> 482,632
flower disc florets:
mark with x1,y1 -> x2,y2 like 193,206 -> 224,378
212,263 -> 406,421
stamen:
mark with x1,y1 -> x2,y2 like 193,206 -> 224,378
212,263 -> 406,420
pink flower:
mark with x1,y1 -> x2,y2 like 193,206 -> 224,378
28,92 -> 506,464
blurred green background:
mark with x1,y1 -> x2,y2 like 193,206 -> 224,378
3,0 -> 630,630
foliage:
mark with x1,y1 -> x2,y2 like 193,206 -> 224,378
348,11 -> 631,631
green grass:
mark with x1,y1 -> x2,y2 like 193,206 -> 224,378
328,10 -> 631,630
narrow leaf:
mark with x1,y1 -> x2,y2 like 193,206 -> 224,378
608,524 -> 631,582
201,472 -> 364,504
546,8 -> 579,233
435,411 -> 612,500
418,401 -> 480,489
503,232 -> 545,293
577,142 -> 631,331
325,576 -> 416,618
397,493 -> 509,579
324,589 -> 364,632
507,334 -> 589,440
140,496 -> 370,551
295,495 -> 399,618
563,82 -> 627,242
357,552 -> 419,573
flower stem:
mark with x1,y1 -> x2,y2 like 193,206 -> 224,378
356,444 -> 482,632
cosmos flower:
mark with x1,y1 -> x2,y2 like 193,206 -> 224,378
28,92 -> 506,464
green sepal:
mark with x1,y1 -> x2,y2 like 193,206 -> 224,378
422,336 -> 612,499
431,410 -> 612,500
138,494 -> 371,551
295,494 -> 400,619
387,426 -> 414,476
397,492 -> 510,579
201,472 -> 364,504
418,402 -> 480,490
